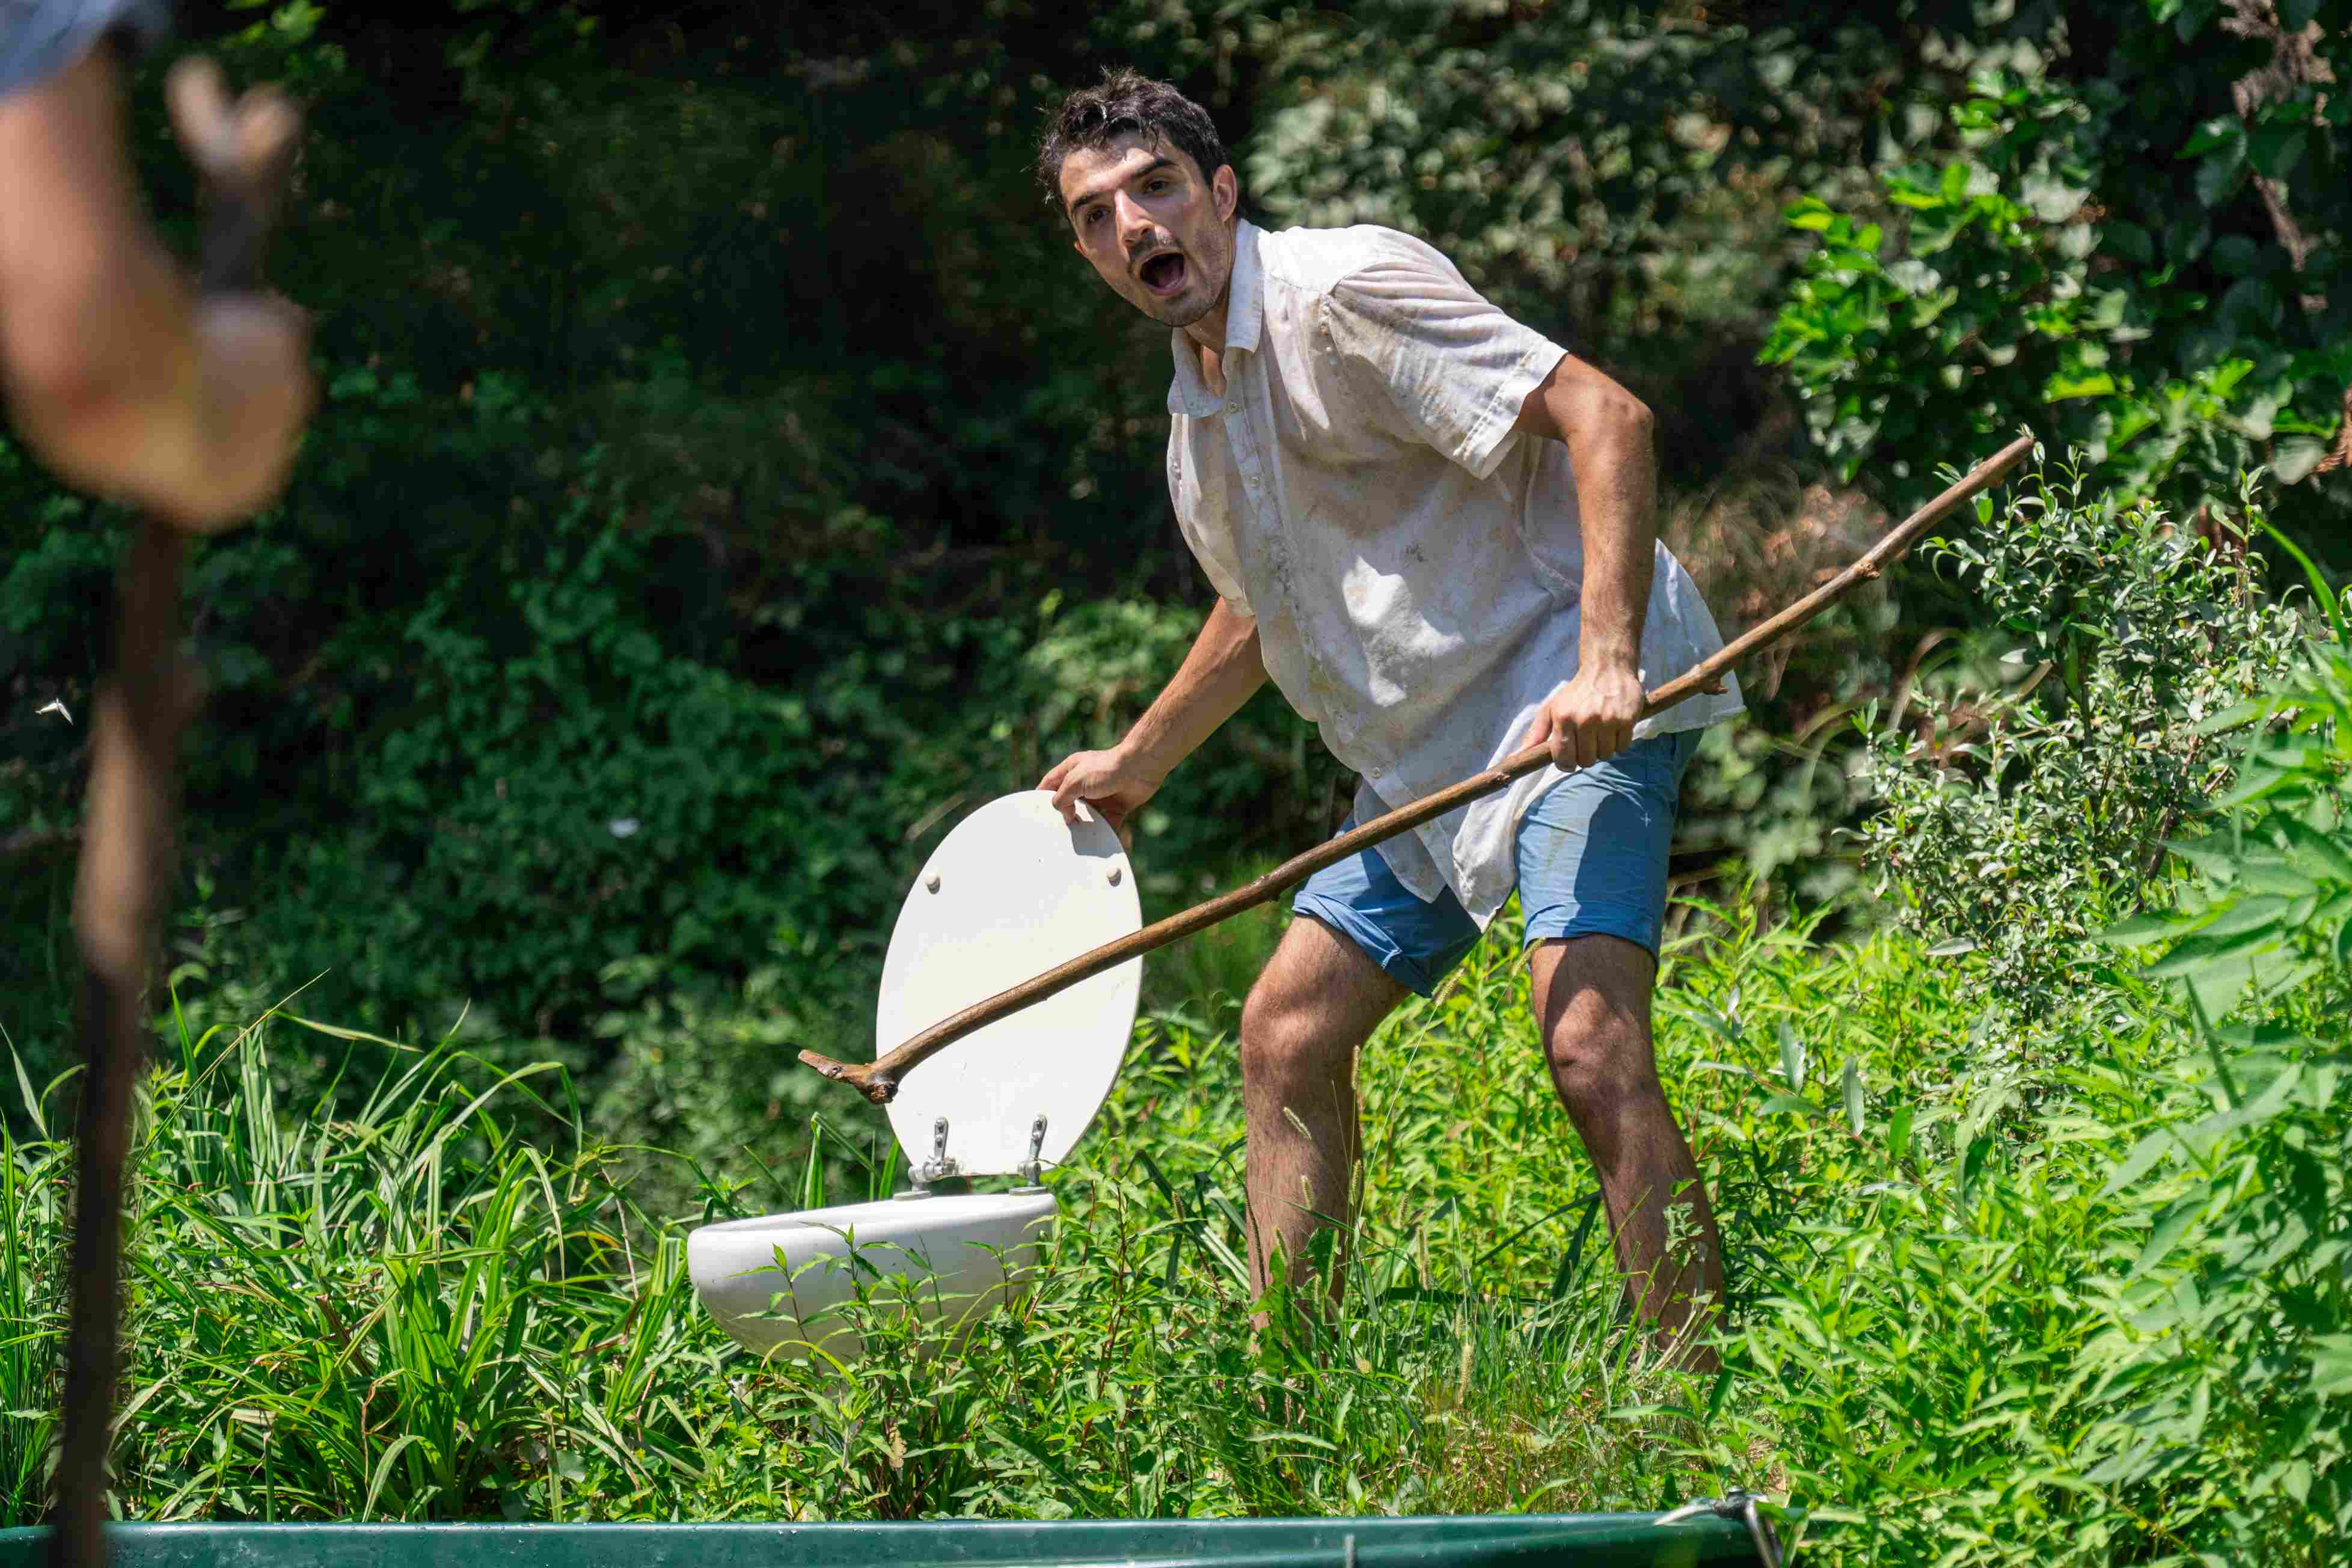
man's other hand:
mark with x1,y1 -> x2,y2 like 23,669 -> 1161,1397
1038,746 -> 1164,844
0,51 -> 312,532
1521,660 -> 1646,772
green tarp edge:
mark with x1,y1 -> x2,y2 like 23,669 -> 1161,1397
0,1514 -> 1759,1567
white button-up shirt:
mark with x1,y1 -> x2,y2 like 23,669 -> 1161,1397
1166,219 -> 1745,926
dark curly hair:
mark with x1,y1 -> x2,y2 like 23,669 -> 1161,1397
1034,67 -> 1233,212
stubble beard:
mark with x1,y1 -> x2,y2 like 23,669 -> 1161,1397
1136,236 -> 1231,333
1147,286 -> 1217,330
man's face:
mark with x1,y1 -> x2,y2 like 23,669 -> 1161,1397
1059,133 -> 1237,331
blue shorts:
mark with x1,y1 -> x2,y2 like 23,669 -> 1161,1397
1291,728 -> 1701,996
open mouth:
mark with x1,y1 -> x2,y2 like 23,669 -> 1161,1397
1138,251 -> 1189,297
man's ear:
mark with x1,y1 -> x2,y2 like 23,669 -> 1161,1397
1213,164 -> 1238,223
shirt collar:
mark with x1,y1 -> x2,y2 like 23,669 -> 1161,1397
1166,219 -> 1263,417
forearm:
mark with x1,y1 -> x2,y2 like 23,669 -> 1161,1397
1565,406 -> 1656,673
1514,354 -> 1658,675
1120,597 -> 1267,779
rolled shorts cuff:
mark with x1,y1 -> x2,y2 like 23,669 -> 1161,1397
1519,902 -> 1670,959
1289,893 -> 1474,999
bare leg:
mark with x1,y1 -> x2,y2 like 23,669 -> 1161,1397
1239,914 -> 1409,1311
1528,933 -> 1722,1368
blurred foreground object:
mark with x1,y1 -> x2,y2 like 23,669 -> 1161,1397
0,24 -> 311,530
23,37 -> 303,1568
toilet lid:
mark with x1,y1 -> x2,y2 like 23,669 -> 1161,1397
875,791 -> 1142,1177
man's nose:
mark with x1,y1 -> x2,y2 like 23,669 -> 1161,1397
1114,191 -> 1156,250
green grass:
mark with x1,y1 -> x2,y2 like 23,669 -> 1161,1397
1,901 -> 1728,1525
14,476 -> 2345,1555
4,887 -> 2345,1555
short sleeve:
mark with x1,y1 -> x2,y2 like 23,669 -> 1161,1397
1,0 -> 170,101
1318,244 -> 1566,481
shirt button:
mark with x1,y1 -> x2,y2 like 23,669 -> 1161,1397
1246,475 -> 1261,491
1224,401 -> 1237,414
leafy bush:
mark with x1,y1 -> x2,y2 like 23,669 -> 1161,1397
1766,9 -> 2352,525
2105,538 -> 2352,1017
1858,456 -> 2308,1018
2075,571 -> 2352,1559
1686,510 -> 2351,1563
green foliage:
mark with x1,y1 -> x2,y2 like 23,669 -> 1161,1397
2075,616 -> 2352,1560
1675,781 -> 2347,1557
322,486 -> 854,1031
1240,0 -> 2049,387
1247,1 -> 1794,355
0,1059 -> 58,1513
1766,8 -> 2352,524
4,917 -> 1738,1526
1682,512 -> 2351,1563
10,592 -> 2345,1549
1684,950 -> 2348,1561
2,1019 -> 696,1524
2106,536 -> 2352,1016
1858,457 -> 2309,1017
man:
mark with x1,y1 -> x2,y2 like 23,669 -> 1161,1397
1034,70 -> 1745,1359
1,0 -> 311,530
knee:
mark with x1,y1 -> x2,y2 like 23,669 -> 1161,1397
1239,981 -> 1351,1092
1543,1000 -> 1661,1116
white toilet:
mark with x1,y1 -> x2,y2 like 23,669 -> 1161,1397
688,792 -> 1142,1362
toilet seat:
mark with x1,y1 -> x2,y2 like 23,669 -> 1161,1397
688,794 -> 1142,1361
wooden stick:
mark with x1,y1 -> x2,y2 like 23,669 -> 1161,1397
801,433 -> 2036,1106
48,61 -> 296,1568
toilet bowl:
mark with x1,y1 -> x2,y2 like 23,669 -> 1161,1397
687,1189 -> 1060,1360
688,792 -> 1141,1364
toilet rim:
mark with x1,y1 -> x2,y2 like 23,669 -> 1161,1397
692,1189 -> 1061,1239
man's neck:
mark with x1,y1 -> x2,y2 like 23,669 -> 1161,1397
1183,286 -> 1232,362
1179,219 -> 1241,378
1186,298 -> 1230,396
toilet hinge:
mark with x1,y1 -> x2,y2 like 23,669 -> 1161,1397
1015,1113 -> 1049,1188
914,1115 -> 959,1187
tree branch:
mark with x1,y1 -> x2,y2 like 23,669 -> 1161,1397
802,433 -> 2039,1106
